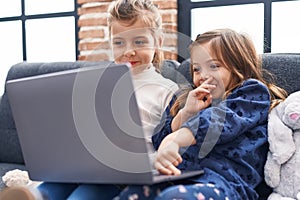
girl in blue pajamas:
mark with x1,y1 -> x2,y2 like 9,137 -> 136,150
114,29 -> 288,200
0,0 -> 180,200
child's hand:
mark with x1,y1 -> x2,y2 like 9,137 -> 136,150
182,77 -> 215,117
154,134 -> 183,175
155,128 -> 196,175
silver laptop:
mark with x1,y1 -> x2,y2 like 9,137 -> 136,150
6,62 -> 203,185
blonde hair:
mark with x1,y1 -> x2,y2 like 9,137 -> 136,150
171,29 -> 287,116
107,0 -> 164,69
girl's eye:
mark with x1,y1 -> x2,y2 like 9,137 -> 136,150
192,66 -> 201,72
113,40 -> 125,46
134,40 -> 146,46
210,64 -> 220,70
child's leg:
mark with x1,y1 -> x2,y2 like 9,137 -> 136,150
37,182 -> 79,200
67,184 -> 122,200
0,183 -> 78,200
156,183 -> 229,200
117,183 -> 171,200
0,186 -> 38,200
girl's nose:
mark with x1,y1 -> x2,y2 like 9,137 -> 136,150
199,71 -> 210,81
124,48 -> 136,57
196,73 -> 210,86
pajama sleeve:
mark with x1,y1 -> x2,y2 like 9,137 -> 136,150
152,93 -> 178,150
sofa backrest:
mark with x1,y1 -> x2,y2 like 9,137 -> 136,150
261,53 -> 300,94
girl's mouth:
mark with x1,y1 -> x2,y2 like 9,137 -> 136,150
129,61 -> 139,66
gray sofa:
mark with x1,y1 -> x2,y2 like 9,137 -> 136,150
0,53 -> 299,199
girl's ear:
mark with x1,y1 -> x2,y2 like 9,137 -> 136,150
158,35 -> 163,48
154,36 -> 163,56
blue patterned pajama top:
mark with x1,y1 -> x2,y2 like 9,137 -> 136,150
152,79 -> 271,200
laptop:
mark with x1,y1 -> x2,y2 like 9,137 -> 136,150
6,62 -> 203,185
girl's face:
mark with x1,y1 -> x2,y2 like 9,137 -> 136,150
190,42 -> 231,99
110,19 -> 158,71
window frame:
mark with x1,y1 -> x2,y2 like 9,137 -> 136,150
177,0 -> 296,62
0,0 -> 79,61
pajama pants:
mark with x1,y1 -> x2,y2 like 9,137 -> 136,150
38,181 -> 229,200
116,182 -> 229,200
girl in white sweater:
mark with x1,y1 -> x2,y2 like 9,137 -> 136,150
0,0 -> 179,199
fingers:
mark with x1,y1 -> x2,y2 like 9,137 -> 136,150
171,156 -> 183,166
193,82 -> 215,96
156,151 -> 182,167
200,77 -> 216,92
202,94 -> 212,105
166,164 -> 181,175
192,78 -> 216,105
154,150 -> 183,175
202,84 -> 216,92
154,162 -> 172,174
192,87 -> 210,100
192,88 -> 212,106
154,161 -> 182,175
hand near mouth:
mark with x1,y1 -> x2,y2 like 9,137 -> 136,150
170,78 -> 217,131
181,85 -> 215,119
199,77 -> 217,92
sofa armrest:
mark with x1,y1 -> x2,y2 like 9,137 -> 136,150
0,86 -> 24,164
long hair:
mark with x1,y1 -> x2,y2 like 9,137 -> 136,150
171,29 -> 287,116
107,0 -> 164,70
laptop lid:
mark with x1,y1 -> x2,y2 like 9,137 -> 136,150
6,62 -> 203,185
